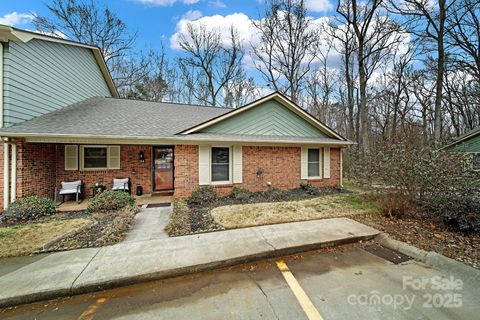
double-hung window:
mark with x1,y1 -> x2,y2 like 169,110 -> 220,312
308,148 -> 321,178
83,146 -> 108,169
211,147 -> 230,183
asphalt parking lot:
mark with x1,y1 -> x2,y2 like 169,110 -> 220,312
1,243 -> 478,320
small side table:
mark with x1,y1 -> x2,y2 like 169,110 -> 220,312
91,185 -> 106,198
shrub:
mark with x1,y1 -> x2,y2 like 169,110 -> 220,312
188,186 -> 218,206
262,187 -> 283,201
424,194 -> 480,234
299,182 -> 320,195
346,141 -> 480,233
376,193 -> 411,218
94,211 -> 137,246
1,196 -> 56,225
87,190 -> 136,214
230,187 -> 253,201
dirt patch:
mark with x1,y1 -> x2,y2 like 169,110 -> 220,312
353,213 -> 480,269
211,193 -> 378,229
0,219 -> 92,258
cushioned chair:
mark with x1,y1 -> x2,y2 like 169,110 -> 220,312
112,178 -> 130,193
55,180 -> 83,204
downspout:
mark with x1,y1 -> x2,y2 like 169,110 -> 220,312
340,148 -> 343,188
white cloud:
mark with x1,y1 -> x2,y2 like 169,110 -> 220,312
0,12 -> 34,27
305,0 -> 334,13
181,10 -> 203,21
170,12 -> 257,50
132,0 -> 199,6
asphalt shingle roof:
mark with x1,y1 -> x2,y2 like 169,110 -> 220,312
0,97 -> 230,137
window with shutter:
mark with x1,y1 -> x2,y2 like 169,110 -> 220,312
79,145 -> 120,170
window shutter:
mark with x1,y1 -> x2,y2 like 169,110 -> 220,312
323,147 -> 331,179
199,145 -> 210,185
233,145 -> 243,183
300,147 -> 308,179
108,146 -> 121,169
64,145 -> 78,171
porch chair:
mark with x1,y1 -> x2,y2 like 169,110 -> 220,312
112,178 -> 130,193
55,180 -> 83,204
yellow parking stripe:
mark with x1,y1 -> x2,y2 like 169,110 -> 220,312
276,260 -> 324,320
77,297 -> 108,320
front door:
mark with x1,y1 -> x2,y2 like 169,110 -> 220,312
153,147 -> 174,191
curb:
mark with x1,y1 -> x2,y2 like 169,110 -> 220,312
0,233 -> 378,308
375,233 -> 480,281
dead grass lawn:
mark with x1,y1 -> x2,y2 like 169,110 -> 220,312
0,219 -> 92,258
211,193 -> 378,229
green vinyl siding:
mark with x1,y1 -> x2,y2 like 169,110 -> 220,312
2,39 -> 111,127
448,134 -> 480,153
200,100 -> 329,138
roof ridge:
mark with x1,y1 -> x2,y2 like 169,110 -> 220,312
104,97 -> 234,110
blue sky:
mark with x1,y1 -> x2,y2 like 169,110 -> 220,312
0,0 -> 334,57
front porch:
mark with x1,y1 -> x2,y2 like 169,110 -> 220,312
2,141 -> 179,209
57,194 -> 173,212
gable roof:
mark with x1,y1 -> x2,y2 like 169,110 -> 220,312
0,94 -> 353,146
440,126 -> 480,151
0,25 -> 118,97
180,92 -> 348,141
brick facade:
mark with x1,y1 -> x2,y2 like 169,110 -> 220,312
5,142 -> 342,206
55,145 -> 153,197
9,143 -> 153,203
173,145 -> 342,198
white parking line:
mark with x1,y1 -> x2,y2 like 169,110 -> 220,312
276,260 -> 324,320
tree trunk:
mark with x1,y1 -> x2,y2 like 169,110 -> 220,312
358,43 -> 369,151
433,0 -> 446,145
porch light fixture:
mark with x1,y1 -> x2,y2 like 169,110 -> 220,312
139,151 -> 145,163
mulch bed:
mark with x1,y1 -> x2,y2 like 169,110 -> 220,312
43,210 -> 137,252
353,213 -> 480,269
166,187 -> 343,237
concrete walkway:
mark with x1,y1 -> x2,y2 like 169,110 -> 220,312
0,217 -> 380,308
124,206 -> 171,242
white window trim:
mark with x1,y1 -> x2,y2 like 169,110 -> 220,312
80,145 -> 110,171
210,146 -> 232,185
307,148 -> 322,179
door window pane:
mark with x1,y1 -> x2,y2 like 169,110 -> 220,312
211,147 -> 230,182
308,148 -> 320,177
84,147 -> 107,168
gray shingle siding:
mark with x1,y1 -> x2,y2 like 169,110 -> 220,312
2,39 -> 112,127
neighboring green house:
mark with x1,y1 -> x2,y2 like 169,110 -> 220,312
441,127 -> 480,170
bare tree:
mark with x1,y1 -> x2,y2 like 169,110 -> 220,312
337,0 -> 403,151
324,14 -> 358,139
252,0 -> 318,102
178,24 -> 245,107
33,0 -> 151,94
446,0 -> 480,83
388,0 -> 454,145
